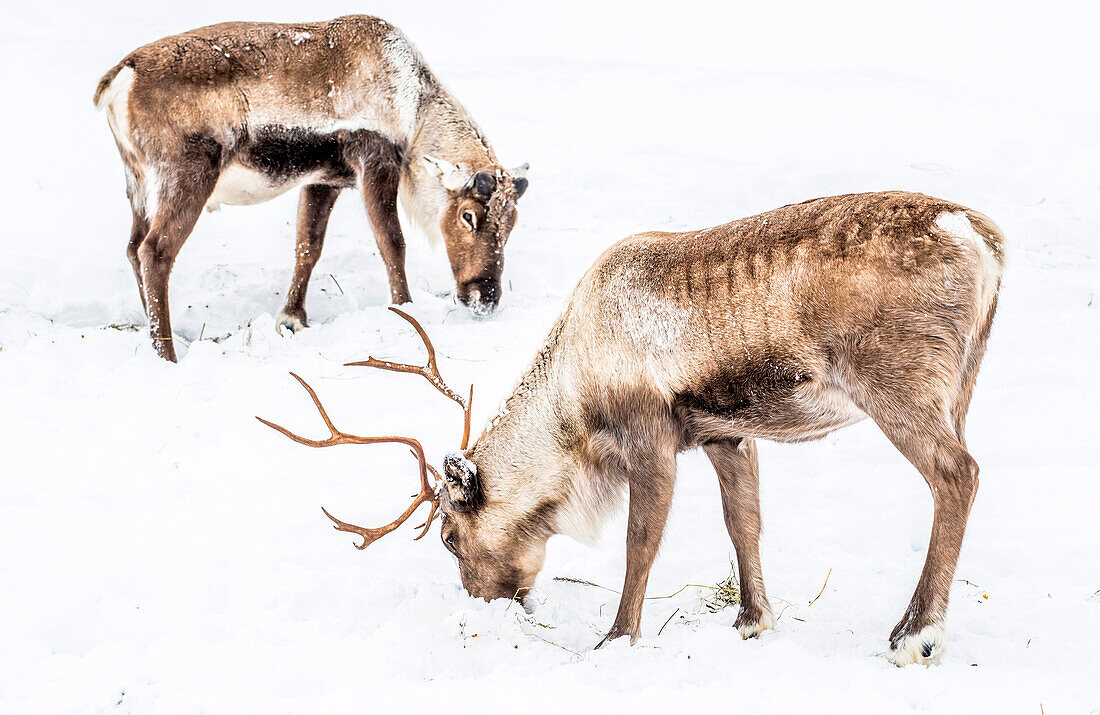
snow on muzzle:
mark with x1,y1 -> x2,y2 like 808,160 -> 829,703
457,278 -> 501,318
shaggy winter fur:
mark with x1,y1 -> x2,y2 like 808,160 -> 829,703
95,15 -> 528,361
437,191 -> 1004,665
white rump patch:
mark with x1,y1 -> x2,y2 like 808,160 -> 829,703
100,65 -> 136,155
935,211 -> 1002,306
886,623 -> 946,666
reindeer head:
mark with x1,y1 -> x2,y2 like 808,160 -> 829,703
422,157 -> 529,317
435,451 -> 548,602
258,307 -> 542,604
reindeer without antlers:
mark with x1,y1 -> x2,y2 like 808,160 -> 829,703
95,15 -> 529,362
260,191 -> 1005,667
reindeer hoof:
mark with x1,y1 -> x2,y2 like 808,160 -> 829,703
735,607 -> 775,639
275,308 -> 307,336
886,623 -> 945,666
594,627 -> 633,650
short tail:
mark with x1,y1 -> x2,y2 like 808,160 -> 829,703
963,208 -> 1007,271
93,62 -> 126,110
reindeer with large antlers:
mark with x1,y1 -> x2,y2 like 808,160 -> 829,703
260,191 -> 1005,667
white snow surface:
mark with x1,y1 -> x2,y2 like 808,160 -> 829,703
2,1 -> 1099,712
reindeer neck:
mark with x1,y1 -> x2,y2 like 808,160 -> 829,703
399,92 -> 499,244
415,93 -> 498,166
467,314 -> 584,513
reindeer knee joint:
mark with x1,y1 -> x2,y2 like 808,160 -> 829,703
943,454 -> 979,504
137,239 -> 160,263
964,456 -> 979,500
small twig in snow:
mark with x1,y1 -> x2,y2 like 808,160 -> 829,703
503,586 -> 534,613
329,274 -> 344,295
517,612 -> 557,630
553,576 -> 620,593
809,568 -> 832,606
647,584 -> 707,600
658,608 -> 680,637
554,576 -> 719,601
529,632 -> 582,657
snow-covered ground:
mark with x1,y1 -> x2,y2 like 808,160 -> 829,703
2,1 -> 1098,712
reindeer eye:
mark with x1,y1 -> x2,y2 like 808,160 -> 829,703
444,533 -> 457,553
461,210 -> 476,230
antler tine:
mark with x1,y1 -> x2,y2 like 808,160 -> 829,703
412,462 -> 445,540
321,489 -> 433,550
256,372 -> 441,549
256,372 -> 345,447
461,384 -> 473,450
345,307 -> 474,448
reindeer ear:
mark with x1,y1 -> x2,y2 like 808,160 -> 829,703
510,163 -> 529,199
442,451 -> 480,509
473,171 -> 496,198
422,155 -> 472,192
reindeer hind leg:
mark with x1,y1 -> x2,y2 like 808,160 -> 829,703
127,207 -> 150,312
847,363 -> 979,666
951,294 -> 999,442
136,140 -> 221,361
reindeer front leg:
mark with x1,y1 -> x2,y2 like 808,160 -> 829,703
277,184 -> 340,334
597,440 -> 677,647
357,142 -> 411,305
702,437 -> 775,638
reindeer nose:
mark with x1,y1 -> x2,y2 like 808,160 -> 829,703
459,279 -> 500,317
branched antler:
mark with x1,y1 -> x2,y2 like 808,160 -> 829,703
345,307 -> 474,449
257,309 -> 475,551
256,372 -> 440,549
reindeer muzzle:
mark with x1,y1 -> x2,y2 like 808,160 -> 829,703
458,279 -> 501,317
